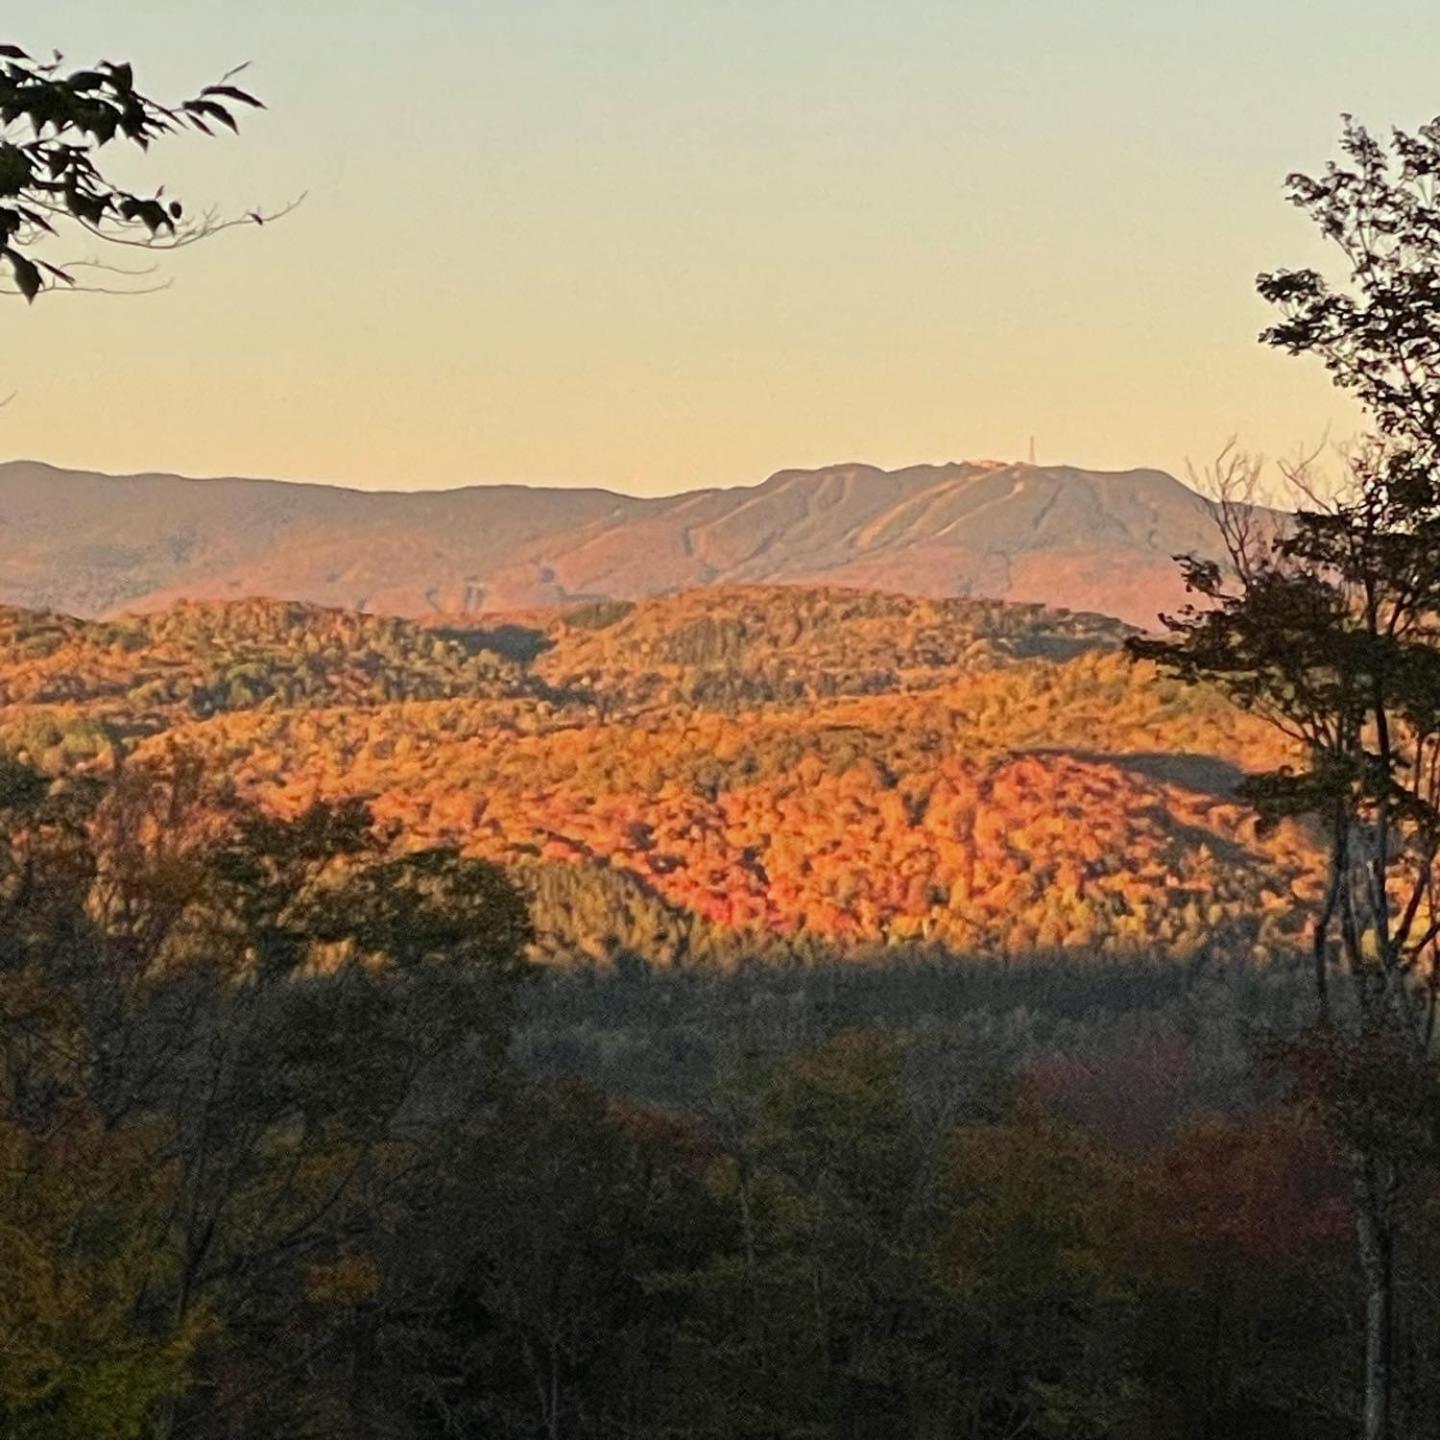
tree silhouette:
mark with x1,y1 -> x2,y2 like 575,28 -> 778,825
0,43 -> 285,301
1133,114 -> 1440,1440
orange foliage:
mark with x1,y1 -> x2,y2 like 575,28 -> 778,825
0,586 -> 1323,963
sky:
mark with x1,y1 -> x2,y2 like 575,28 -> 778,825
5,1 -> 1440,496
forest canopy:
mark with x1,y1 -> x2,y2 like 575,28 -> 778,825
0,585 -> 1313,967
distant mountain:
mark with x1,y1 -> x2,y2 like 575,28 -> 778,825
0,458 -> 1235,628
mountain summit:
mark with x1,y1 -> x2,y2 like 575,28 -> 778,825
0,459 -> 1226,627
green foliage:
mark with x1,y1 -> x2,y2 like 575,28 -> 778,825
517,857 -> 733,968
0,599 -> 534,748
0,1096 -> 204,1440
536,584 -> 1133,713
562,599 -> 635,631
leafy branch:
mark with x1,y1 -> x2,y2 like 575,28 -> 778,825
0,46 -> 289,301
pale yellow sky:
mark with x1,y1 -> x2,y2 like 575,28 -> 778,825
5,1 -> 1426,496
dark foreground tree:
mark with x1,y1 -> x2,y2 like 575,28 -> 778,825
1133,115 -> 1440,1440
0,757 -> 536,1438
0,42 -> 282,301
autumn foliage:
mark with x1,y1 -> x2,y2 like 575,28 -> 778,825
0,584 -> 1319,966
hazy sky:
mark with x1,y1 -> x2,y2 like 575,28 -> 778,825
6,1 -> 1439,494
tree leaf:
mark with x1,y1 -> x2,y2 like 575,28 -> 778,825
202,84 -> 264,109
184,98 -> 238,132
7,249 -> 42,302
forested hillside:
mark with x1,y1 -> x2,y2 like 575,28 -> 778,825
0,598 -> 530,738
0,584 -> 1316,967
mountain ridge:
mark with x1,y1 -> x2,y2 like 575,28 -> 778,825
0,457 -> 1231,628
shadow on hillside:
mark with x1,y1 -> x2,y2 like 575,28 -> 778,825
437,623 -> 552,665
1023,747 -> 1246,797
1013,634 -> 1127,663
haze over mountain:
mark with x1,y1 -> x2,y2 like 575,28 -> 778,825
0,458 -> 1232,628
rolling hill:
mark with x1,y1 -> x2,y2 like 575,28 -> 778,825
0,458 -> 1234,628
0,585 -> 1314,967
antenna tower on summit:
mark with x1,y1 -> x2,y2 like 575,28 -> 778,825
1028,435 -> 1036,465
